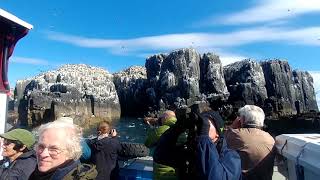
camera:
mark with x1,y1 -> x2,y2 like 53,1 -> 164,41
175,101 -> 224,153
175,101 -> 210,130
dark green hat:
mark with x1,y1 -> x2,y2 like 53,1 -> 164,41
0,129 -> 35,149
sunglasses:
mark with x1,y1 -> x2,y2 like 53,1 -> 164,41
3,139 -> 16,146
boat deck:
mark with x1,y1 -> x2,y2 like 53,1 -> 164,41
119,156 -> 288,180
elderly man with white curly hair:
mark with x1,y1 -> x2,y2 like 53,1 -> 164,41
225,105 -> 276,180
29,120 -> 97,180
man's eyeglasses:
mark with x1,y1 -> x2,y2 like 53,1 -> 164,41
35,144 -> 65,157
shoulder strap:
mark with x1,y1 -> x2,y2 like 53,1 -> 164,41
64,163 -> 97,180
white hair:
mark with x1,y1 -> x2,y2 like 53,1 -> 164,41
55,117 -> 74,124
238,105 -> 265,127
37,121 -> 82,160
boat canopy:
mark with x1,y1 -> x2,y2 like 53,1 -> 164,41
0,8 -> 32,93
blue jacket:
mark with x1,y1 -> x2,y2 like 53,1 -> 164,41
80,139 -> 92,162
0,150 -> 37,180
196,135 -> 242,180
154,125 -> 242,180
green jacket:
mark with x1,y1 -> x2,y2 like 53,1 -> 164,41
144,117 -> 183,180
64,163 -> 97,180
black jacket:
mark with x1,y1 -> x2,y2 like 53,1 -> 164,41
0,150 -> 37,180
89,137 -> 122,180
29,160 -> 97,180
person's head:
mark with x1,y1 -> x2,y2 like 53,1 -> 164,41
0,129 -> 35,161
97,120 -> 111,135
200,111 -> 224,142
35,121 -> 82,172
159,110 -> 176,126
238,105 -> 265,128
55,116 -> 74,124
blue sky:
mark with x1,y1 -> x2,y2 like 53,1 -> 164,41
1,0 -> 320,106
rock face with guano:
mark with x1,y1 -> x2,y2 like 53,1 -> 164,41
14,64 -> 120,127
200,53 -> 229,101
113,66 -> 149,116
224,59 -> 267,107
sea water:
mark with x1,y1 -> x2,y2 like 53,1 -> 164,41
84,117 -> 149,143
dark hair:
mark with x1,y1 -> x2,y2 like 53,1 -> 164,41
8,139 -> 29,153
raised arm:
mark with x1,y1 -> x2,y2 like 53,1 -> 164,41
196,136 -> 242,180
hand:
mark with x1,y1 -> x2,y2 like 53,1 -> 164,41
111,129 -> 117,137
97,133 -> 108,140
144,117 -> 158,126
144,119 -> 151,126
196,113 -> 210,136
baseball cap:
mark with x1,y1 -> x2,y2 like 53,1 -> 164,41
0,129 -> 35,149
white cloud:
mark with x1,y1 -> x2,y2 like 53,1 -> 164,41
310,71 -> 320,109
10,56 -> 49,65
212,0 -> 320,25
46,26 -> 320,57
195,47 -> 246,66
219,54 -> 247,66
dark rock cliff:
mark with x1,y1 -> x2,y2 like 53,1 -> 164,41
116,48 -> 318,117
159,48 -> 201,106
292,70 -> 318,113
113,66 -> 150,116
224,59 -> 267,107
200,53 -> 229,101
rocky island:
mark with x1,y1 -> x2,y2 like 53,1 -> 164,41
9,48 -> 319,131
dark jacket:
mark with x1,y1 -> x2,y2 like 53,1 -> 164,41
154,125 -> 242,180
0,150 -> 37,180
89,136 -> 122,180
29,160 -> 97,180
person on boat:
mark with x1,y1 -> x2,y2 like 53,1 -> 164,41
29,121 -> 97,179
225,105 -> 275,180
0,129 -> 36,179
154,110 -> 242,180
144,110 -> 177,142
144,110 -> 182,180
88,120 -> 122,180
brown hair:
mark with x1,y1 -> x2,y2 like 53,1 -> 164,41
97,120 -> 111,135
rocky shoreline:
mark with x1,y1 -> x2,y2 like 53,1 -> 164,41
8,48 -> 319,129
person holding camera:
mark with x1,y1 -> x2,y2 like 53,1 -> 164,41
225,105 -> 275,180
154,109 -> 242,180
88,120 -> 122,180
